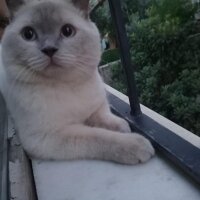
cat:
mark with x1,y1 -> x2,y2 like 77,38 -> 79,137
0,0 -> 155,164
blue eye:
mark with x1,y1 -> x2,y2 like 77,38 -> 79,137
61,24 -> 76,38
21,26 -> 37,41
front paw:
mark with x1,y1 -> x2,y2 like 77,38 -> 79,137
113,133 -> 155,165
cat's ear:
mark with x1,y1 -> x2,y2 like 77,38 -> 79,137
71,0 -> 90,19
6,0 -> 25,16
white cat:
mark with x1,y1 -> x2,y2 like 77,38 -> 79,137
0,0 -> 154,164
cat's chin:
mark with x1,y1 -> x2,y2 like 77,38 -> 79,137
37,64 -> 65,76
46,63 -> 63,70
44,59 -> 63,69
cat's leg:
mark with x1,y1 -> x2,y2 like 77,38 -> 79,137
86,102 -> 131,133
25,125 -> 154,165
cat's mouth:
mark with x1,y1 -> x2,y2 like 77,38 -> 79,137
46,58 -> 63,69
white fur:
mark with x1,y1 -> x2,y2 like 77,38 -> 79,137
0,0 -> 155,164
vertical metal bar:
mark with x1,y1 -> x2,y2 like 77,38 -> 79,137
108,0 -> 142,117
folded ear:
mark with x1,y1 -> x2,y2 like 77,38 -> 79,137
71,0 -> 90,18
6,0 -> 25,16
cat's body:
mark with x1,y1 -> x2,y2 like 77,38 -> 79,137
0,0 -> 154,164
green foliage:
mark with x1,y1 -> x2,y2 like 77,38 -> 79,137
91,0 -> 150,38
91,2 -> 115,38
93,0 -> 200,135
109,62 -> 127,95
150,0 -> 197,24
100,49 -> 120,65
110,0 -> 200,135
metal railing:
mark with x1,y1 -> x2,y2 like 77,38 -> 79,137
108,0 -> 142,117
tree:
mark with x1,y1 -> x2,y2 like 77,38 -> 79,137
93,0 -> 200,135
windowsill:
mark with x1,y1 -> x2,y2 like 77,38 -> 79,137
106,85 -> 200,149
31,86 -> 200,200
32,154 -> 200,200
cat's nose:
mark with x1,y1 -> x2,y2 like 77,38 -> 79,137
41,47 -> 58,57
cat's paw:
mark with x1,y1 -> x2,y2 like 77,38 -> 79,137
113,133 -> 155,165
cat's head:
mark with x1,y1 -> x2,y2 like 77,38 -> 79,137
2,0 -> 101,82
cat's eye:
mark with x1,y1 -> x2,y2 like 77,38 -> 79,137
61,24 -> 76,38
21,26 -> 37,41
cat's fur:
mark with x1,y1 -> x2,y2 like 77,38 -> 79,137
0,0 -> 154,164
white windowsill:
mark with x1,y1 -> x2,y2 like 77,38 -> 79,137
33,86 -> 200,200
106,85 -> 200,149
